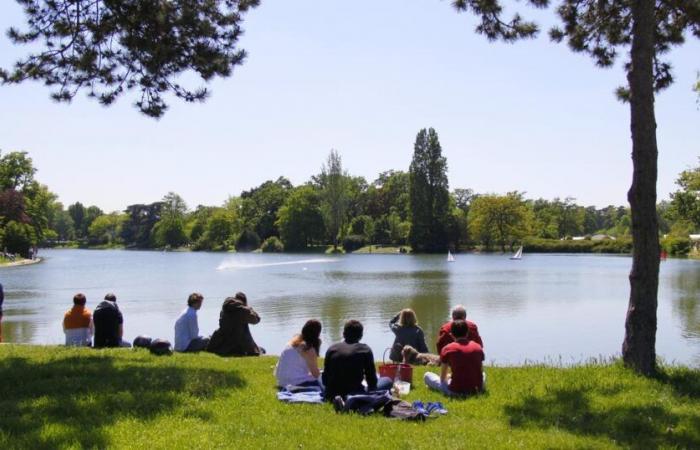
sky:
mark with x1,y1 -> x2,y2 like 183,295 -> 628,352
0,0 -> 698,213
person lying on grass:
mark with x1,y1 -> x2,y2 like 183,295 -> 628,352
275,319 -> 323,389
424,319 -> 485,396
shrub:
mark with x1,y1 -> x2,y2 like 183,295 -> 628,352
236,229 -> 261,252
661,236 -> 692,256
522,237 -> 632,254
261,236 -> 284,253
2,220 -> 35,257
342,234 -> 366,252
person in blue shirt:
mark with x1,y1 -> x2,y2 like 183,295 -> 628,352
174,293 -> 209,352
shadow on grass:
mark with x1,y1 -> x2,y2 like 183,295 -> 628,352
504,381 -> 700,449
0,354 -> 245,448
655,366 -> 700,400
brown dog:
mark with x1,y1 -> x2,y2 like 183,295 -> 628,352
401,345 -> 440,366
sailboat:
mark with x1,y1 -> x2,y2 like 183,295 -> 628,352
447,250 -> 455,262
510,246 -> 523,260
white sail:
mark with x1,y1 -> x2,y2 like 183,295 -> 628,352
510,246 -> 523,260
447,250 -> 455,262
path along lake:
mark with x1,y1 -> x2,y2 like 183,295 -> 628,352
1,249 -> 699,367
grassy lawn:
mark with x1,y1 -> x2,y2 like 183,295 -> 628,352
353,245 -> 411,254
0,346 -> 698,449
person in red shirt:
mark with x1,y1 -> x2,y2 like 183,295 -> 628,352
436,305 -> 483,354
424,319 -> 485,396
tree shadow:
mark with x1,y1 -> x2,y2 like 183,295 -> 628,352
0,354 -> 245,448
654,366 -> 700,400
504,384 -> 700,449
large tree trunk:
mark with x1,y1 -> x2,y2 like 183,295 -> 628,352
622,0 -> 659,376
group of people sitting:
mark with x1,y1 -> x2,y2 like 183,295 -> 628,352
63,291 -> 485,399
273,305 -> 485,401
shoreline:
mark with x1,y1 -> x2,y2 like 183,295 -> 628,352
0,257 -> 43,268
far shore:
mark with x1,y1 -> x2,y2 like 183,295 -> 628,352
0,257 -> 43,268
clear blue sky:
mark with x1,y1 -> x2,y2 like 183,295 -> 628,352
0,1 -> 698,212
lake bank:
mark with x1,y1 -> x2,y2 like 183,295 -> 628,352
0,345 -> 697,449
0,257 -> 42,268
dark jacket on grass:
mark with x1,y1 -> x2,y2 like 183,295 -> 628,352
207,297 -> 261,356
322,341 -> 378,400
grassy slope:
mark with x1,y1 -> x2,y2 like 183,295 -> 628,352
0,346 -> 698,450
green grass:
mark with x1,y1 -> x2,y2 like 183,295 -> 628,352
0,346 -> 698,449
353,245 -> 411,254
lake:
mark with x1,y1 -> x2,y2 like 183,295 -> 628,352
1,249 -> 698,367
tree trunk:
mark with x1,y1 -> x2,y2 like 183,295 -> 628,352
622,0 -> 659,376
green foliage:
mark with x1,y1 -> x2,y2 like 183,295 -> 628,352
1,220 -> 35,256
469,193 -> 532,252
1,346 -> 699,449
276,185 -> 325,251
661,236 -> 692,256
0,151 -> 35,191
318,150 -> 349,248
236,229 -> 261,252
152,216 -> 188,248
523,237 -> 632,254
88,213 -> 126,245
530,197 -> 585,239
2,0 -> 261,117
121,202 -> 162,248
342,234 -> 366,252
239,177 -> 292,240
260,236 -> 284,253
348,215 -> 375,242
409,128 -> 450,253
669,159 -> 700,230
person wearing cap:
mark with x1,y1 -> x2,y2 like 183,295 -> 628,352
174,292 -> 209,352
436,304 -> 483,354
63,293 -> 93,346
93,293 -> 131,348
207,292 -> 264,356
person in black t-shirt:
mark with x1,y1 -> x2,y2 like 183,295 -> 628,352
322,320 -> 392,400
93,293 -> 131,348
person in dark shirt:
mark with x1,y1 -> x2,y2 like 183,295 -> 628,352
93,293 -> 131,348
322,320 -> 393,401
207,292 -> 265,356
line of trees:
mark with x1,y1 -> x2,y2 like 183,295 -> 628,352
2,144 -> 697,258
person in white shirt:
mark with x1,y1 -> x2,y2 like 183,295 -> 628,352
174,293 -> 209,352
275,319 -> 323,388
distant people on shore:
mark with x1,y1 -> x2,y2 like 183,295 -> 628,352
388,308 -> 429,362
207,292 -> 265,356
275,319 -> 323,388
0,282 -> 4,343
174,293 -> 210,352
436,305 -> 483,353
425,319 -> 485,396
322,319 -> 393,401
93,293 -> 131,348
63,293 -> 93,347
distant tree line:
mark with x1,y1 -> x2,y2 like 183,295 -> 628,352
1,142 -> 698,257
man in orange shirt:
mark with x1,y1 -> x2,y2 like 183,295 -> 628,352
63,293 -> 93,346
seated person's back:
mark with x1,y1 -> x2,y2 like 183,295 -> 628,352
275,319 -> 322,388
63,293 -> 93,347
322,320 -> 382,400
440,322 -> 484,394
93,293 -> 123,348
436,304 -> 483,353
207,292 -> 262,356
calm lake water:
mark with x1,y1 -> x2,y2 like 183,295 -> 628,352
1,249 -> 699,366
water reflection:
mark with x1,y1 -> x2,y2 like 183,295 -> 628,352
670,268 -> 700,340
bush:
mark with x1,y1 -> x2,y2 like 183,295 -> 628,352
261,236 -> 284,253
236,229 -> 261,252
2,220 -> 35,257
522,237 -> 632,254
342,234 -> 366,252
661,236 -> 692,256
